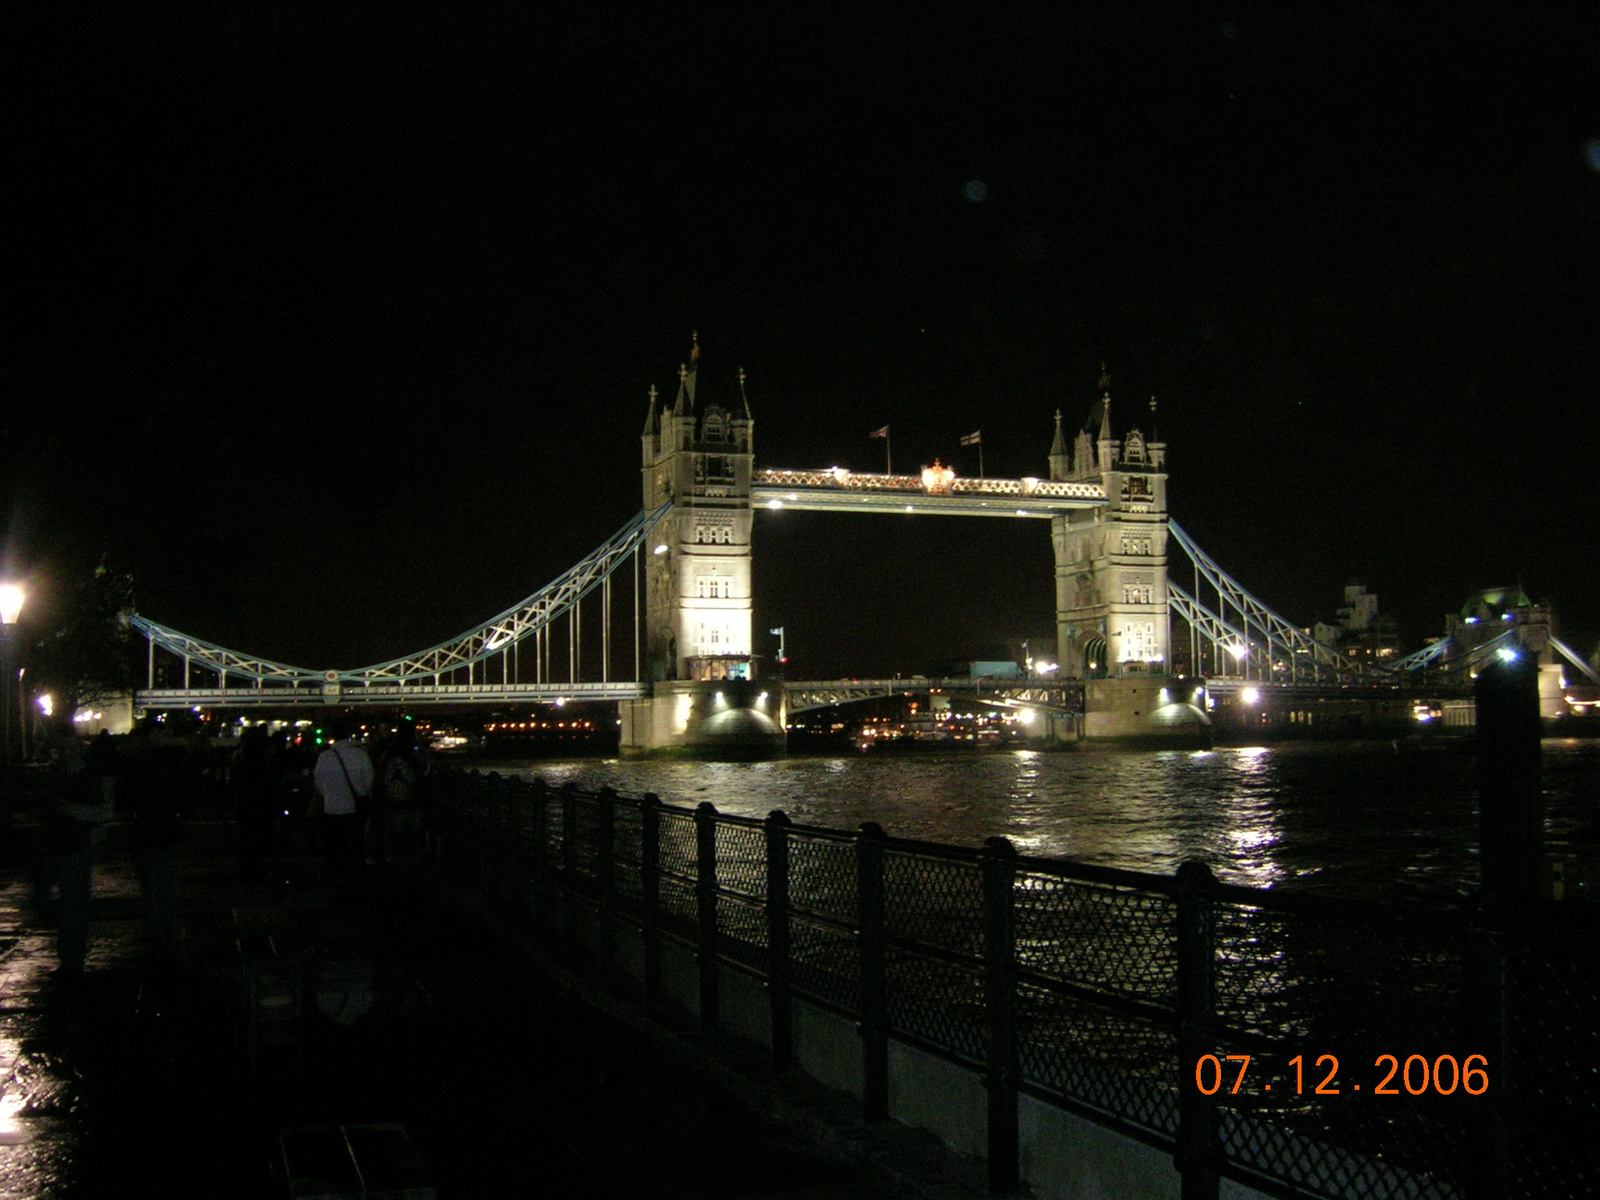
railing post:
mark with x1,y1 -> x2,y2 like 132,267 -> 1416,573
641,794 -> 662,1011
561,782 -> 579,950
857,821 -> 889,1122
982,836 -> 1021,1194
529,777 -> 549,919
1175,860 -> 1220,1200
597,786 -> 617,988
765,809 -> 794,1069
695,801 -> 720,1029
489,773 -> 510,905
1465,908 -> 1510,1200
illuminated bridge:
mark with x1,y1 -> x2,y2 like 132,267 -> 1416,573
130,347 -> 1598,745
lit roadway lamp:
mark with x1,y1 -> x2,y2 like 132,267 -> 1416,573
1227,642 -> 1248,679
0,584 -> 24,773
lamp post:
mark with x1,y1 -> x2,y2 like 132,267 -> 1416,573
0,584 -> 24,774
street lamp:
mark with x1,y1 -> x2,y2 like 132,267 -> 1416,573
0,583 -> 24,772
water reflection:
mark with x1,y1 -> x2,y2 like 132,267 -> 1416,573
513,740 -> 1600,901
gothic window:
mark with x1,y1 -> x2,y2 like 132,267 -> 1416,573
1123,585 -> 1153,605
1120,533 -> 1153,556
1120,621 -> 1158,661
695,576 -> 732,599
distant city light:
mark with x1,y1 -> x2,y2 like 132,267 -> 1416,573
37,694 -> 53,716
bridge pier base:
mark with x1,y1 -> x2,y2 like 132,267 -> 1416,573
1082,676 -> 1211,749
620,680 -> 787,759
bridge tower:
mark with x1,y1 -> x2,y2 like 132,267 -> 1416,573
1048,370 -> 1170,679
640,336 -> 756,682
626,337 -> 782,756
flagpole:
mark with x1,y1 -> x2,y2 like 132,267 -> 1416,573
979,440 -> 984,479
886,429 -> 892,475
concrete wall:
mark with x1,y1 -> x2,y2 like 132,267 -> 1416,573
551,894 -> 1274,1200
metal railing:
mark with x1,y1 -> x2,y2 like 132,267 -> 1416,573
430,771 -> 1598,1200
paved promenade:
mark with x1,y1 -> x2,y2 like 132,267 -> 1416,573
0,810 -> 986,1198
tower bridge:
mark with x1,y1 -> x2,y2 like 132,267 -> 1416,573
129,341 -> 1595,751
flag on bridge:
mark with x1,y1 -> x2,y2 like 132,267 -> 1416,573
868,425 -> 891,474
960,430 -> 981,445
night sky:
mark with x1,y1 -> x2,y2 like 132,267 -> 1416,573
6,5 -> 1598,681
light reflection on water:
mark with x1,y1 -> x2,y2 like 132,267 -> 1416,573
503,740 -> 1600,902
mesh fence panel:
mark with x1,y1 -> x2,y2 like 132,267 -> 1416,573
1504,944 -> 1600,1200
716,821 -> 767,903
575,794 -> 606,885
789,833 -> 858,925
1212,900 -> 1474,1199
1017,980 -> 1179,1138
790,916 -> 859,1012
541,791 -> 564,870
1015,871 -> 1177,1004
883,849 -> 984,958
718,894 -> 769,974
612,804 -> 644,906
657,810 -> 698,884
885,948 -> 986,1064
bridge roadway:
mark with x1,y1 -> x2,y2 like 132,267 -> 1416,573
133,677 -> 1087,711
752,467 -> 1103,517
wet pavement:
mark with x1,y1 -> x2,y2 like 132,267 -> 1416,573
0,813 -> 983,1198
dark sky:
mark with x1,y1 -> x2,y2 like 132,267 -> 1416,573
5,4 -> 1599,679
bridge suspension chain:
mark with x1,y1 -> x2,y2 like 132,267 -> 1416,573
132,502 -> 671,690
1166,520 -> 1368,682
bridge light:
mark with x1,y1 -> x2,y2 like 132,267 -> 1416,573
653,544 -> 668,555
1241,687 -> 1260,705
37,693 -> 53,717
766,499 -> 783,509
1496,647 -> 1519,663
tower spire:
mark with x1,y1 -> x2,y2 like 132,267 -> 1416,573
738,366 -> 751,420
1048,407 -> 1070,481
643,382 -> 659,436
673,362 -> 689,416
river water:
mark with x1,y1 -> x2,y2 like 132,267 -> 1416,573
490,739 -> 1600,903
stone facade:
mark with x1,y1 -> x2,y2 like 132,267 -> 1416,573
640,341 -> 755,683
1048,381 -> 1170,680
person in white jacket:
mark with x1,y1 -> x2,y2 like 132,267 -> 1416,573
313,720 -> 373,886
